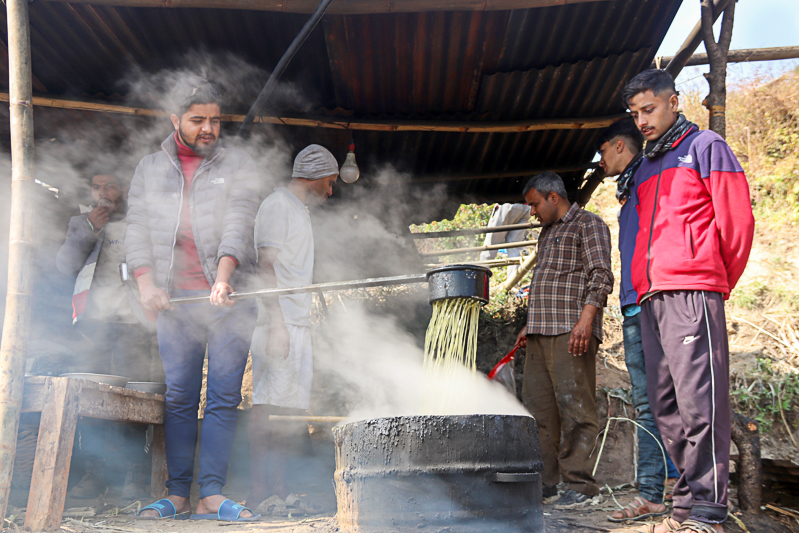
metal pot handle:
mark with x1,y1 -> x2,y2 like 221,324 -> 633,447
490,472 -> 539,483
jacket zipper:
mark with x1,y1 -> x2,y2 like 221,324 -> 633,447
186,150 -> 225,287
645,157 -> 665,293
163,146 -> 184,293
162,145 -> 225,292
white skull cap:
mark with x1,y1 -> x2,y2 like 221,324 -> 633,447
292,144 -> 339,180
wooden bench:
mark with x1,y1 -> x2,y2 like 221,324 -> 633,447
21,376 -> 167,532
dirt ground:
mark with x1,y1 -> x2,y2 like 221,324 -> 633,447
17,496 -> 798,533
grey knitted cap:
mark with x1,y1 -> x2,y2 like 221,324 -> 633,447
292,144 -> 339,180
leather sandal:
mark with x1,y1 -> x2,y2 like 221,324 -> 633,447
608,496 -> 669,522
636,516 -> 681,533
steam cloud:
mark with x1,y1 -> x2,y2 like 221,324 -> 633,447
4,49 -> 528,418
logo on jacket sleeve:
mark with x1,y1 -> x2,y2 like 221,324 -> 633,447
678,155 -> 693,164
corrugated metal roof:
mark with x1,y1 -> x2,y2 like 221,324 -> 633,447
0,0 -> 684,204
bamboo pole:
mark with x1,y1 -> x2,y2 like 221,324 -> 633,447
496,250 -> 538,293
411,222 -> 539,240
651,46 -> 799,69
419,239 -> 537,258
0,93 -> 625,134
0,0 -> 36,520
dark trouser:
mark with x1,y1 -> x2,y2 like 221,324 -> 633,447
622,311 -> 679,504
521,332 -> 600,497
157,290 -> 257,499
640,290 -> 730,525
76,319 -> 157,382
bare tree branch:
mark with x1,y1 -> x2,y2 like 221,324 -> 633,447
719,0 -> 736,58
700,0 -> 719,57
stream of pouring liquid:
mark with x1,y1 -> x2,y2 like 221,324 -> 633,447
422,297 -> 482,413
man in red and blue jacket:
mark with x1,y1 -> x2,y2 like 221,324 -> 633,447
624,69 -> 754,533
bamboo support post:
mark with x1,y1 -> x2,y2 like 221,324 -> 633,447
0,0 -> 36,519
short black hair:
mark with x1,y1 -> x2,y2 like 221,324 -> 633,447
621,69 -> 678,107
522,171 -> 567,200
170,75 -> 221,115
596,117 -> 645,154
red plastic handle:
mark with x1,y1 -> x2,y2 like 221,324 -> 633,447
487,346 -> 518,380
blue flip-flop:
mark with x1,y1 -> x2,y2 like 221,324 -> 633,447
190,499 -> 260,522
135,499 -> 190,520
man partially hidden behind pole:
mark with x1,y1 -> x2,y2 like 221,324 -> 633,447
597,119 -> 680,523
623,69 -> 754,533
248,145 -> 338,513
56,172 -> 157,499
514,172 -> 613,508
125,77 -> 260,521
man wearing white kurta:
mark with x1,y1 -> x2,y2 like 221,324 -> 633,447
248,145 -> 339,511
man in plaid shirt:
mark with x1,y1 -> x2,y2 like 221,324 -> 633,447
514,171 -> 613,508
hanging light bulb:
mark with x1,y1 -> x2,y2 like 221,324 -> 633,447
340,135 -> 360,184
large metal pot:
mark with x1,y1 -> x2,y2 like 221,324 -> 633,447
426,264 -> 492,304
333,414 -> 543,533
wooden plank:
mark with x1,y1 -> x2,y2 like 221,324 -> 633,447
23,376 -> 164,424
150,425 -> 168,500
25,377 -> 81,532
0,92 -> 626,133
77,386 -> 164,424
40,0 -> 605,14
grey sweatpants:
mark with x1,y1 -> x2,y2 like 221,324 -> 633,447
640,290 -> 730,525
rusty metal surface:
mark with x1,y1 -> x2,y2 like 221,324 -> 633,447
0,0 -> 682,203
333,415 -> 543,533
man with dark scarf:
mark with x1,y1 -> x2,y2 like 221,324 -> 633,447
623,70 -> 755,533
597,118 -> 679,524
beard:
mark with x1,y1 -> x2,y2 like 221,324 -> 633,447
179,124 -> 217,157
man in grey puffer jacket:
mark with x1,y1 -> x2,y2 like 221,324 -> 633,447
126,77 -> 259,521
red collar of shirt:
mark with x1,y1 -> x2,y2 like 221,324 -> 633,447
175,132 -> 202,159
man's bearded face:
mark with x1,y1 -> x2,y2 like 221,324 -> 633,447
173,103 -> 221,157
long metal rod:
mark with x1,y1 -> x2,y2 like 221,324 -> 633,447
419,239 -> 537,258
425,257 -> 523,269
0,0 -> 35,519
170,273 -> 428,305
411,221 -> 539,239
269,415 -> 346,423
237,0 -> 333,137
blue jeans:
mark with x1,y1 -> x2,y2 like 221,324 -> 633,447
157,290 -> 257,499
623,310 -> 679,503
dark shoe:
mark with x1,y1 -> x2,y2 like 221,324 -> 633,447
121,464 -> 147,500
543,485 -> 558,498
69,468 -> 107,499
553,489 -> 600,509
